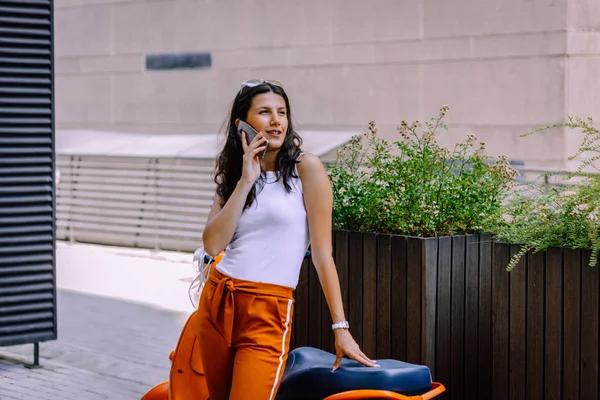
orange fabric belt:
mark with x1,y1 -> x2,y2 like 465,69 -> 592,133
207,267 -> 294,347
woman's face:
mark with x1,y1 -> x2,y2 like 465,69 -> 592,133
244,91 -> 288,151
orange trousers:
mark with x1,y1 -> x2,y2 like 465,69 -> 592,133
197,267 -> 295,400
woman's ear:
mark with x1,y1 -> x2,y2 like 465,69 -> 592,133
234,118 -> 240,128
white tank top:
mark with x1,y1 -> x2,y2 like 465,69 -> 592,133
215,170 -> 310,289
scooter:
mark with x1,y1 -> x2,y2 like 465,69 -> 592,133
141,250 -> 446,400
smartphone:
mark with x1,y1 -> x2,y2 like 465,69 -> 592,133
237,120 -> 269,159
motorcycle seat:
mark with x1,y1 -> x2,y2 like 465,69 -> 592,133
275,347 -> 433,400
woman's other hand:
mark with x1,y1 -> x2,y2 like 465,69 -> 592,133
333,329 -> 379,371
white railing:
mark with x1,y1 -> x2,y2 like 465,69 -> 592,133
56,155 -> 216,252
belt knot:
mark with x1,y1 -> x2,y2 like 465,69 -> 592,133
210,276 -> 237,347
225,279 -> 236,292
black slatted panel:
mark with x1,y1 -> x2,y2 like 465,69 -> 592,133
0,0 -> 56,346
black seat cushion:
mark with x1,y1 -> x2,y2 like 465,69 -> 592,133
275,347 -> 433,400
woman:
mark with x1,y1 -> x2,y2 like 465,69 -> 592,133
198,79 -> 377,400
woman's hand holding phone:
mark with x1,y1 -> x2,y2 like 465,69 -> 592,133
240,130 -> 267,186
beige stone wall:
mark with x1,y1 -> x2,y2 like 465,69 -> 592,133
54,0 -> 599,167
564,0 -> 600,162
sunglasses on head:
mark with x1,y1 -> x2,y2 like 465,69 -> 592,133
240,79 -> 283,89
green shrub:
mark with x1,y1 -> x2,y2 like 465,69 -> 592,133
328,106 -> 518,237
491,117 -> 600,270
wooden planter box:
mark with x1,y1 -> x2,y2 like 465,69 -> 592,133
290,230 -> 599,400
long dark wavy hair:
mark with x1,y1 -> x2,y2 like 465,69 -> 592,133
214,82 -> 303,209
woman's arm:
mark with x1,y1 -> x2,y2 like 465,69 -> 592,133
202,132 -> 267,256
297,153 -> 378,370
201,181 -> 252,256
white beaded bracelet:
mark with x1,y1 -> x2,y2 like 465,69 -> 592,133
332,320 -> 350,330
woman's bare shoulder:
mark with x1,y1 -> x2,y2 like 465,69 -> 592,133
296,152 -> 324,176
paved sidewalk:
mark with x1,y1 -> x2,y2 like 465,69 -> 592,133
0,242 -> 199,399
54,241 -> 197,314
